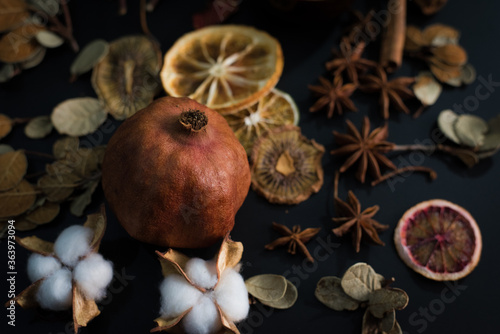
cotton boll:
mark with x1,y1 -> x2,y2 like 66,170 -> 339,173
182,294 -> 222,334
36,268 -> 73,311
160,274 -> 203,319
54,225 -> 93,267
27,254 -> 61,283
73,253 -> 113,301
214,268 -> 249,322
184,258 -> 218,289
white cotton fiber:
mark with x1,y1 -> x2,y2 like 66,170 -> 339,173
73,253 -> 113,301
184,258 -> 218,289
160,274 -> 202,319
36,268 -> 73,311
182,294 -> 222,334
54,225 -> 93,267
27,254 -> 61,283
214,268 -> 249,322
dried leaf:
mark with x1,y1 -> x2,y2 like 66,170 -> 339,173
53,136 -> 79,160
70,39 -> 109,79
0,0 -> 29,32
27,0 -> 59,16
388,321 -> 402,334
341,263 -> 383,302
218,305 -> 240,334
0,180 -> 37,217
367,288 -> 409,319
69,148 -> 99,178
432,44 -> 467,67
380,309 -> 396,332
362,308 -> 381,334
450,149 -> 479,168
481,114 -> 500,151
405,26 -> 425,52
20,46 -> 46,69
423,24 -> 459,46
0,63 -> 16,82
24,115 -> 53,139
257,279 -> 297,309
454,114 -> 488,148
51,98 -> 108,136
414,72 -> 442,106
72,285 -> 101,334
315,276 -> 360,311
93,145 -> 107,164
0,114 -> 13,139
157,249 -> 190,278
25,201 -> 60,224
152,309 -> 191,333
216,235 -> 243,279
46,160 -> 74,176
460,64 -> 476,85
35,30 -> 64,48
16,235 -> 54,255
437,109 -> 461,144
0,144 -> 14,154
10,279 -> 42,309
37,173 -> 81,202
0,150 -> 27,191
83,205 -> 106,251
0,24 -> 44,63
70,180 -> 99,217
245,274 -> 287,302
430,63 -> 461,83
14,219 -> 38,231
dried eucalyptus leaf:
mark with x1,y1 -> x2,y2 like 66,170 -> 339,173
20,47 -> 46,70
51,98 -> 108,136
0,0 -> 29,32
70,180 -> 99,217
315,276 -> 359,311
451,149 -> 479,168
387,321 -> 402,334
0,114 -> 13,139
460,64 -> 476,85
0,180 -> 37,217
68,148 -> 99,178
0,150 -> 28,191
24,116 -> 53,139
437,109 -> 461,144
27,0 -> 60,16
423,24 -> 460,46
36,30 -> 64,48
25,201 -> 60,224
0,25 -> 43,63
0,144 -> 14,154
454,114 -> 488,148
70,39 -> 109,79
245,274 -> 287,302
0,64 -> 16,83
258,279 -> 297,309
46,160 -> 74,176
14,219 -> 38,231
37,173 -> 81,202
362,309 -> 381,334
414,72 -> 442,106
53,136 -> 79,159
341,263 -> 382,302
480,114 -> 500,151
367,288 -> 409,319
405,26 -> 425,52
380,309 -> 396,332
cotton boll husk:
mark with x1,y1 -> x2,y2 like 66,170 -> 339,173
73,253 -> 113,301
27,253 -> 61,283
36,268 -> 73,311
214,268 -> 249,322
160,274 -> 202,319
182,294 -> 222,334
54,225 -> 93,267
184,258 -> 218,289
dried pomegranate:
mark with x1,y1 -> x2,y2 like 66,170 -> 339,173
102,97 -> 251,248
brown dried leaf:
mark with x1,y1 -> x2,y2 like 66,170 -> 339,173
152,310 -> 190,333
37,173 -> 81,202
156,249 -> 191,278
429,63 -> 461,84
70,39 -> 110,79
25,201 -> 60,224
432,44 -> 467,67
70,180 -> 99,217
93,145 -> 107,165
341,263 -> 383,302
404,26 -> 425,52
10,279 -> 42,309
216,235 -> 243,279
454,114 -> 488,148
257,279 -> 297,309
0,0 -> 29,33
422,23 -> 459,46
69,148 -> 99,178
380,309 -> 396,332
53,136 -> 79,160
245,274 -> 287,302
367,288 -> 409,319
0,114 -> 13,139
16,235 -> 54,255
0,150 -> 27,191
362,308 -> 381,334
0,24 -> 44,63
218,306 -> 240,334
413,72 -> 442,106
14,219 -> 38,231
315,276 -> 360,311
20,46 -> 46,69
24,115 -> 53,139
51,98 -> 108,137
83,205 -> 107,251
0,180 -> 37,217
72,285 -> 101,334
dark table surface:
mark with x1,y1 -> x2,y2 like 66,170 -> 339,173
2,0 -> 500,333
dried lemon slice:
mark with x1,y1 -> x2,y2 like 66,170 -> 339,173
224,89 -> 299,155
161,25 -> 283,114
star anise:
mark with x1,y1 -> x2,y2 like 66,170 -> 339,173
344,10 -> 378,44
360,66 -> 416,119
326,38 -> 377,84
333,190 -> 388,252
331,117 -> 396,183
265,222 -> 321,263
308,76 -> 357,118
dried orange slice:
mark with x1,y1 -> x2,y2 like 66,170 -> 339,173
224,89 -> 299,155
394,199 -> 482,281
161,25 -> 283,114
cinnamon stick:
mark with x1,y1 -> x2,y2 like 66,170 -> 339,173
380,0 -> 406,73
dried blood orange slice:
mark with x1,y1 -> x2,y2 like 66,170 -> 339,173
394,199 -> 482,281
161,25 -> 283,114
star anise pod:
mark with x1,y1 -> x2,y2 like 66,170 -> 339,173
265,222 -> 321,263
326,38 -> 377,84
360,66 -> 416,119
331,117 -> 396,183
333,190 -> 388,252
308,76 -> 357,118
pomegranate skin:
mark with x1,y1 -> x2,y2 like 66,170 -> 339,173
102,97 -> 251,248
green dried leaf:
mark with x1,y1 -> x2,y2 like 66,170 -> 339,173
480,114 -> 500,152
341,263 -> 384,302
37,173 -> 81,202
70,180 -> 99,217
0,180 -> 37,218
27,0 -> 59,16
0,114 -> 13,139
257,279 -> 297,309
68,148 -> 99,178
245,274 -> 287,302
51,98 -> 108,137
437,109 -> 461,144
25,201 -> 60,224
70,39 -> 109,79
380,309 -> 396,332
0,150 -> 28,191
454,114 -> 488,148
24,116 -> 53,139
315,276 -> 359,311
0,63 -> 16,82
362,309 -> 381,334
367,288 -> 409,319
53,136 -> 79,160
36,30 -> 64,48
0,144 -> 14,154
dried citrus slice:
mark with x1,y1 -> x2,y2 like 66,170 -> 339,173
161,25 -> 283,114
394,199 -> 482,281
224,89 -> 299,155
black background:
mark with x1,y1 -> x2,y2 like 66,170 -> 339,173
2,0 -> 500,333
